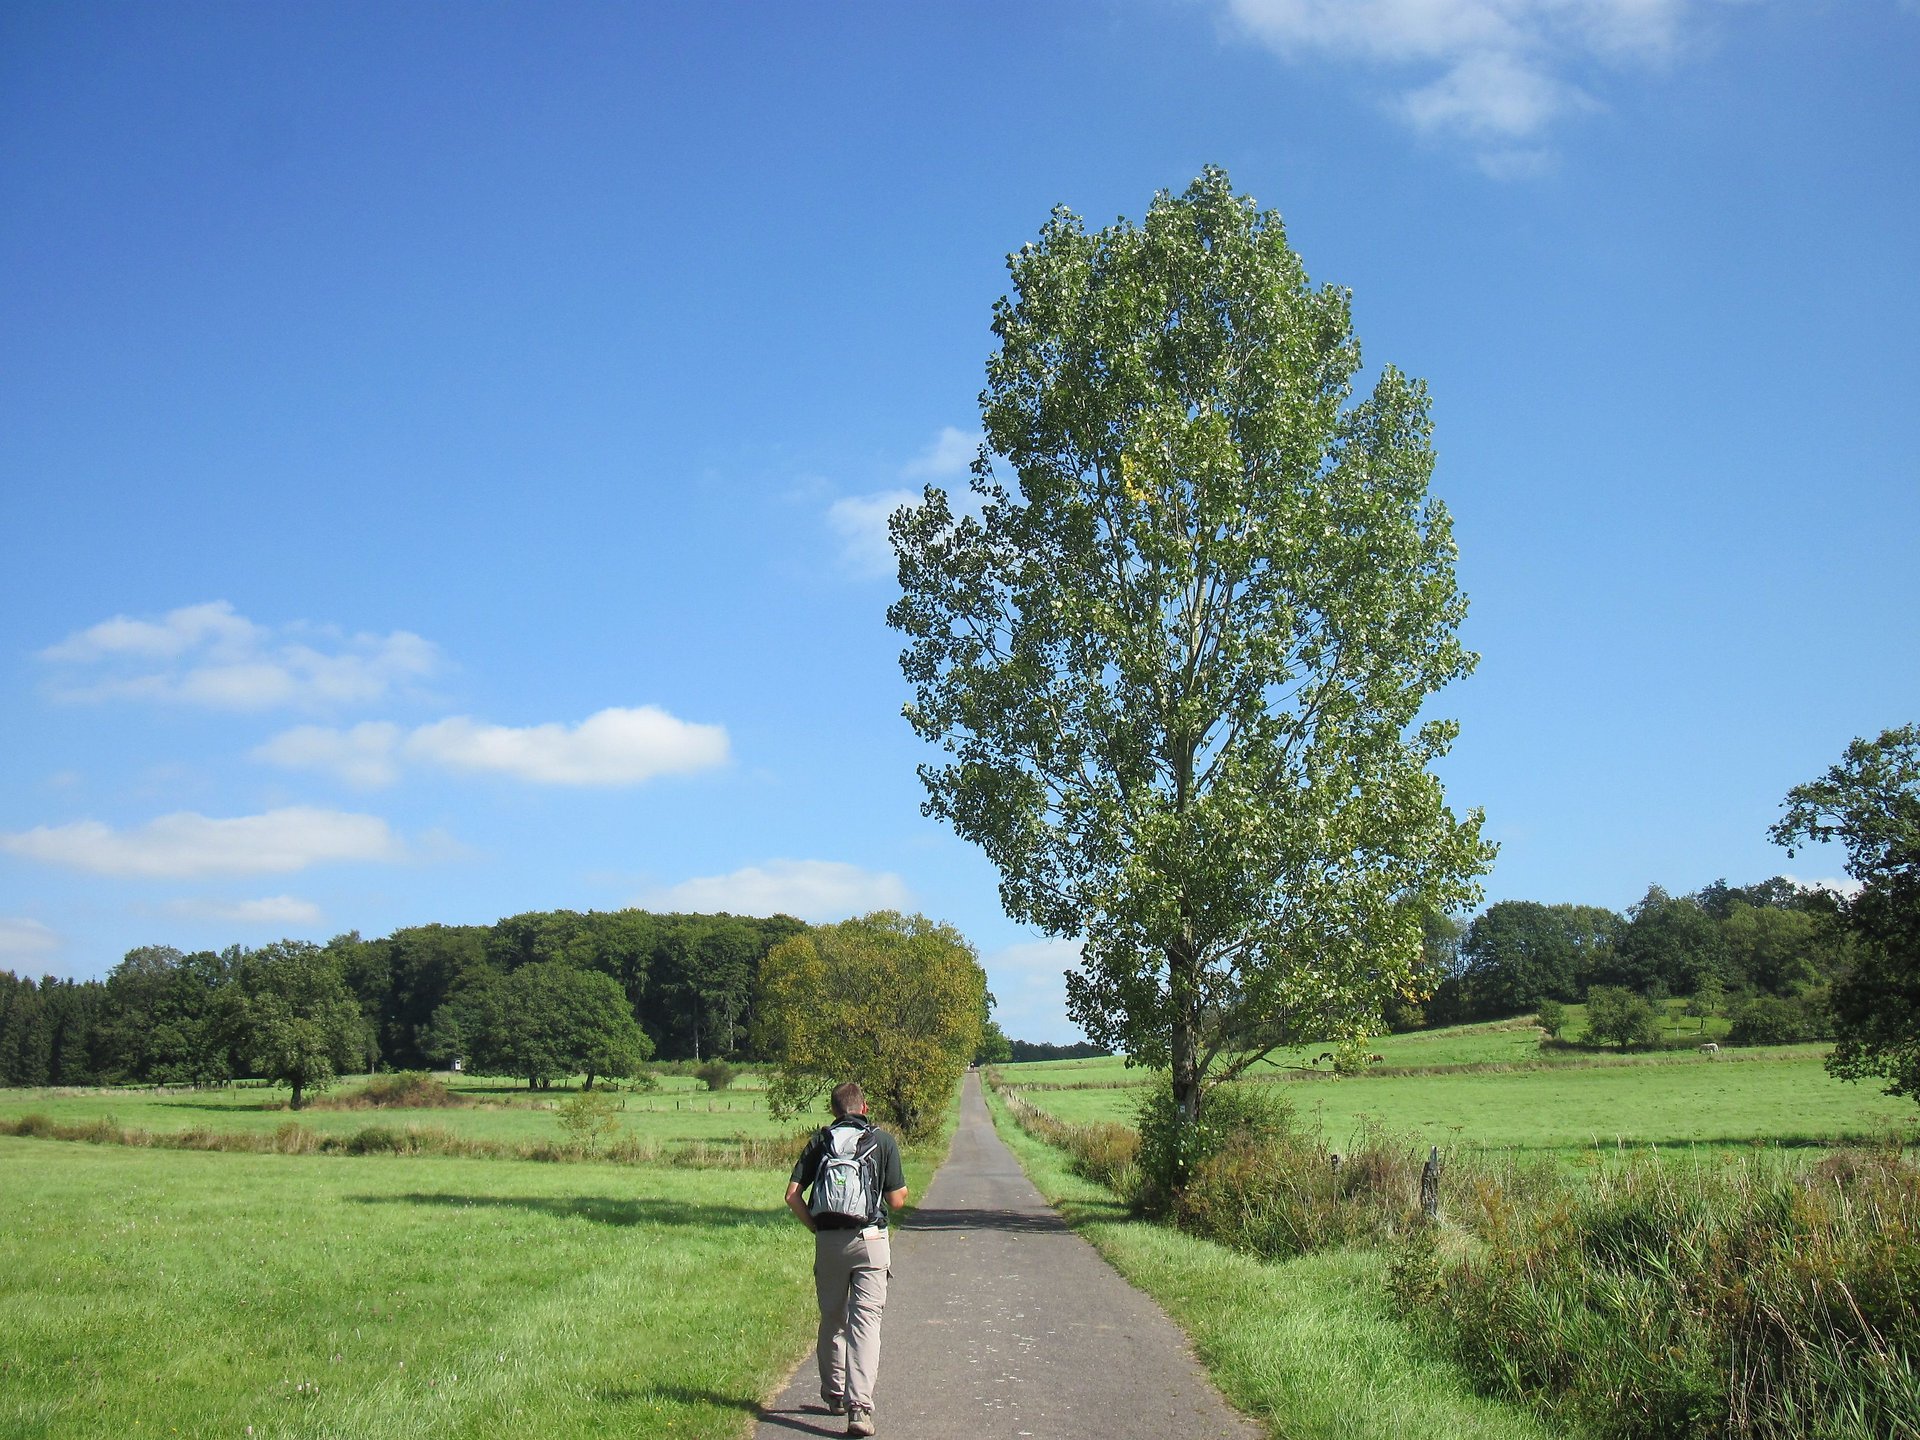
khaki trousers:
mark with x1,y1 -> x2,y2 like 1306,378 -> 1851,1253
813,1226 -> 891,1411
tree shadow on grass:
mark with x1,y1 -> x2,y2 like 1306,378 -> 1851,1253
154,1098 -> 287,1113
592,1382 -> 764,1412
348,1192 -> 783,1228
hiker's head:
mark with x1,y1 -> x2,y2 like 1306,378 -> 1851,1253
830,1081 -> 867,1118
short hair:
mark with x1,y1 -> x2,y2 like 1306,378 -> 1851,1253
830,1081 -> 865,1118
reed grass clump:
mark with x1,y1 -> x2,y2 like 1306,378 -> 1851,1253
997,1086 -> 1141,1191
1389,1145 -> 1920,1439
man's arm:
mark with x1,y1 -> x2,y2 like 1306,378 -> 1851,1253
785,1181 -> 817,1231
885,1185 -> 908,1209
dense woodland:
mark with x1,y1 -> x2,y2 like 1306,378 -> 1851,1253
1414,875 -> 1844,1042
0,875 -> 1849,1089
0,909 -> 804,1088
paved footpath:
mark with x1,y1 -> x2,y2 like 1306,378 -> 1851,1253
754,1071 -> 1259,1440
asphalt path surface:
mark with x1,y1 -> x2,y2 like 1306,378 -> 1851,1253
755,1071 -> 1259,1439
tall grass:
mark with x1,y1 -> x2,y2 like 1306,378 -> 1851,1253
1390,1147 -> 1920,1439
994,1071 -> 1920,1439
0,1110 -> 809,1169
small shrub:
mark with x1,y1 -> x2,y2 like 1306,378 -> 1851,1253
1583,986 -> 1663,1048
556,1087 -> 623,1152
626,1070 -> 660,1094
343,1125 -> 402,1155
1132,1076 -> 1294,1216
1535,999 -> 1565,1037
694,1059 -> 735,1092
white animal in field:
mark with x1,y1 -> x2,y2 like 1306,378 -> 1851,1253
1699,1042 -> 1719,1058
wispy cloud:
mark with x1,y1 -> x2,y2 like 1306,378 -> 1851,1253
979,936 -> 1087,1046
827,490 -> 918,580
165,895 -> 324,928
255,706 -> 729,788
40,601 -> 440,712
0,917 -> 61,962
0,807 -> 404,878
1221,0 -> 1703,168
1782,873 -> 1864,901
900,425 -> 981,480
639,859 -> 910,923
827,425 -> 982,578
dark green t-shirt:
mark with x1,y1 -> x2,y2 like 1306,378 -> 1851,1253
790,1116 -> 906,1228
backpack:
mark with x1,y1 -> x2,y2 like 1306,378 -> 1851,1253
808,1123 -> 882,1227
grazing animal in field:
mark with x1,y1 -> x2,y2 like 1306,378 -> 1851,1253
1367,1053 -> 1385,1065
1315,1051 -> 1336,1065
1699,1042 -> 1719,1058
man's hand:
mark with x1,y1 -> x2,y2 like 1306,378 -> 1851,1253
784,1181 -> 817,1231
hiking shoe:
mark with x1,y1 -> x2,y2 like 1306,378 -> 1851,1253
846,1406 -> 875,1437
821,1393 -> 846,1416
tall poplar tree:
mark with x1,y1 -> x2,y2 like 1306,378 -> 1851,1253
889,169 -> 1492,1129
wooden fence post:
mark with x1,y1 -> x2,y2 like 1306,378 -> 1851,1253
1420,1145 -> 1442,1221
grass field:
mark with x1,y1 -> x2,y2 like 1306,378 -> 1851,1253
998,1021 -> 1917,1160
0,1072 -> 800,1149
0,1075 -> 957,1440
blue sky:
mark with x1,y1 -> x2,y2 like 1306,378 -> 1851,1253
3,1 -> 1916,1042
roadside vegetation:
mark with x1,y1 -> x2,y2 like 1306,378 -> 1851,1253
987,1030 -> 1920,1440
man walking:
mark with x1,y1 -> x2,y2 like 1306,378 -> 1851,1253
785,1081 -> 908,1438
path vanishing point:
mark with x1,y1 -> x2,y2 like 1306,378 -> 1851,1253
754,1071 -> 1259,1440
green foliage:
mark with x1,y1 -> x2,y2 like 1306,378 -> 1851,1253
1534,998 -> 1565,1037
889,166 -> 1491,1130
238,941 -> 366,1109
756,910 -> 984,1140
465,962 -> 652,1089
1726,991 -> 1831,1046
1581,985 -> 1663,1049
1391,1149 -> 1920,1439
554,1086 -> 623,1151
693,1058 -> 734,1092
1131,1075 -> 1294,1216
1773,724 -> 1920,1105
975,1017 -> 1014,1064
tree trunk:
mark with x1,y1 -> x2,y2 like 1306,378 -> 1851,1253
290,1077 -> 305,1111
1167,932 -> 1202,1179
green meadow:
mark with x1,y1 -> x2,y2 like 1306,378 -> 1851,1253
0,1073 -> 952,1440
1001,1022 -> 1917,1160
0,1072 -> 799,1149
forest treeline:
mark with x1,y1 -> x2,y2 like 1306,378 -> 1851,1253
0,908 -> 805,1088
1415,874 -> 1844,1041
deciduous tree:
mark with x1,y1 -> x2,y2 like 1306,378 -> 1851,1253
889,168 -> 1491,1128
756,911 -> 984,1140
1772,725 -> 1920,1103
238,941 -> 365,1110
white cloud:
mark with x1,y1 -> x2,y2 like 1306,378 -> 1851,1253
0,807 -> 404,878
252,722 -> 404,787
408,707 -> 728,785
825,426 -> 983,579
901,425 -> 982,480
827,490 -> 918,580
1222,0 -> 1700,158
254,707 -> 729,788
165,895 -> 324,928
40,601 -> 440,711
0,917 -> 60,962
640,859 -> 910,923
980,936 -> 1088,1046
1782,873 -> 1864,901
